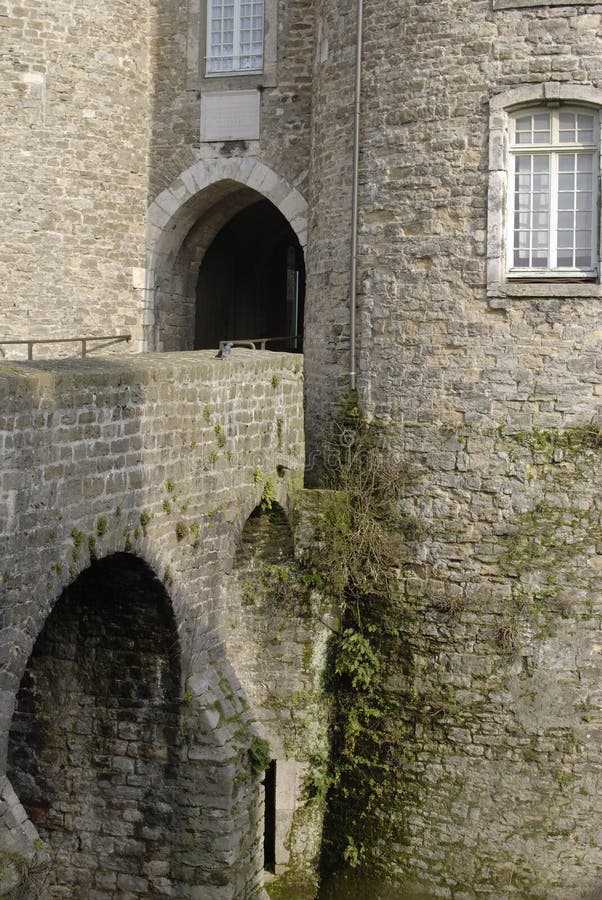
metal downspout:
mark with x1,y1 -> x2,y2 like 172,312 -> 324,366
349,0 -> 363,392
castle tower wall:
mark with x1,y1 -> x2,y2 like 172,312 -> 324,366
304,0 -> 358,462
307,1 -> 602,895
0,0 -> 152,352
306,0 -> 602,443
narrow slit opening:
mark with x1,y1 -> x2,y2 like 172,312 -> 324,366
263,758 -> 277,872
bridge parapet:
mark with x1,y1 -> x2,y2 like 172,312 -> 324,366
0,348 -> 306,898
0,349 -> 304,626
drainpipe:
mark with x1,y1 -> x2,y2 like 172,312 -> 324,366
349,0 -> 363,392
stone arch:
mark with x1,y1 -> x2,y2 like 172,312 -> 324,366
7,554 -> 182,896
227,501 -> 296,876
145,159 -> 308,352
236,500 -> 295,567
224,498 -> 326,883
5,551 -> 266,899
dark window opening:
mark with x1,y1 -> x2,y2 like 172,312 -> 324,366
263,758 -> 277,872
194,199 -> 305,352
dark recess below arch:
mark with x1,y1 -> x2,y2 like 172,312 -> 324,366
7,553 -> 182,899
194,199 -> 305,351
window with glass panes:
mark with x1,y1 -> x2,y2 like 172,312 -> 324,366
508,107 -> 598,277
206,0 -> 264,74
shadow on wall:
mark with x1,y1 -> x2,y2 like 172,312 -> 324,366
195,199 -> 305,352
7,554 -> 183,897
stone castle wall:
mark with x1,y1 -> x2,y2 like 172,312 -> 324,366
0,0 -> 314,357
304,0 -> 358,467
149,0 -> 314,200
3,0 -> 602,895
305,0 -> 602,449
307,1 -> 602,895
0,0 -> 152,353
145,0 -> 315,352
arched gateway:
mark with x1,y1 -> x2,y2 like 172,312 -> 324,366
145,159 -> 308,353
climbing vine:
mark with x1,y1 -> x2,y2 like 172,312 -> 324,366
305,402 -> 425,883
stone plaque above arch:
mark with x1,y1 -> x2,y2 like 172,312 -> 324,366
200,91 -> 261,142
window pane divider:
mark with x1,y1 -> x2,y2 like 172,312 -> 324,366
550,152 -> 558,268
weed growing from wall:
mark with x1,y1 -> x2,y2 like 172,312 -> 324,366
0,847 -> 51,899
309,405 -> 425,884
249,736 -> 271,774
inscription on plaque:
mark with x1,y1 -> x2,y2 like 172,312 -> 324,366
200,90 -> 261,142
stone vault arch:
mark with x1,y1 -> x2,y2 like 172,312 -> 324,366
144,159 -> 308,352
4,550 -> 267,899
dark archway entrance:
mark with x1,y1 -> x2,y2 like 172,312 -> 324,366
7,554 -> 182,899
194,199 -> 305,351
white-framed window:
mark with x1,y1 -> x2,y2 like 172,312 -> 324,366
206,0 -> 264,76
487,84 -> 602,298
508,107 -> 598,279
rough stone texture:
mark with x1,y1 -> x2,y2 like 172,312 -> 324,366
0,349 -> 306,898
304,1 -> 602,896
4,0 -> 602,896
304,1 -> 602,455
149,0 -> 314,201
144,0 -> 314,354
0,0 -> 151,353
0,0 -> 313,357
379,425 -> 602,898
304,0 -> 358,463
8,555 -> 182,899
224,499 -> 335,891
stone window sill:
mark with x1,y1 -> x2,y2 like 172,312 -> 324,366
487,281 -> 602,306
196,72 -> 277,92
493,0 -> 598,8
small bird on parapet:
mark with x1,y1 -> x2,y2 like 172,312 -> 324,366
216,342 -> 234,359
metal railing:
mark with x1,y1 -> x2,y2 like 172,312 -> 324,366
218,335 -> 302,351
0,334 -> 131,360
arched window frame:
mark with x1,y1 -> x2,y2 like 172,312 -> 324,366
487,84 -> 602,299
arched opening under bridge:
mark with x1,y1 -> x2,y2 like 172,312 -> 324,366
7,554 -> 182,897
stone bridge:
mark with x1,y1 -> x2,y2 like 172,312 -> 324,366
0,350 -> 329,899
